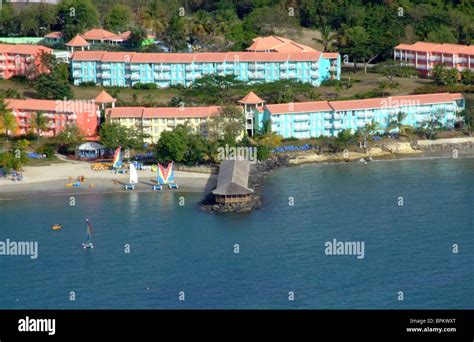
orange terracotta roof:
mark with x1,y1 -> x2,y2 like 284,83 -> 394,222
107,107 -> 144,118
265,93 -> 464,114
82,28 -> 116,41
395,41 -> 474,55
72,50 -> 321,63
329,93 -> 463,111
44,31 -> 63,39
6,99 -> 97,113
72,50 -> 106,60
246,36 -> 317,53
101,51 -> 136,62
323,52 -> 339,59
0,43 -> 52,55
238,91 -> 265,104
107,31 -> 132,42
66,35 -> 90,47
266,101 -> 333,114
142,106 -> 221,118
95,90 -> 116,103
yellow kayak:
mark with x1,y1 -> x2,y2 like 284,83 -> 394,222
51,224 -> 62,230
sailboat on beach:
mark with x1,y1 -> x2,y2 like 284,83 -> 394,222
82,219 -> 94,249
124,163 -> 138,190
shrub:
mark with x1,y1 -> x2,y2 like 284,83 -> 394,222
79,81 -> 97,87
132,83 -> 158,89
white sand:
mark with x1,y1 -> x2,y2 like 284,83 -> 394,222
0,159 -> 217,198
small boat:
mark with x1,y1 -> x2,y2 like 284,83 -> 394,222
82,219 -> 94,249
51,224 -> 62,230
124,163 -> 138,190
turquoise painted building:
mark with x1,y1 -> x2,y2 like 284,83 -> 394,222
71,50 -> 341,87
256,93 -> 465,138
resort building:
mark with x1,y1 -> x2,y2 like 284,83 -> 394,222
106,105 -> 221,143
70,35 -> 341,87
66,35 -> 91,53
0,44 -> 52,79
259,93 -> 465,138
6,99 -> 99,138
43,32 -> 64,45
212,160 -> 253,205
394,42 -> 474,77
104,91 -> 465,141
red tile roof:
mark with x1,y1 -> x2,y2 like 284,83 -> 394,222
6,99 -> 97,113
266,101 -> 333,114
142,106 -> 221,118
0,43 -> 52,55
246,36 -> 317,53
82,28 -> 116,41
239,91 -> 265,104
66,35 -> 90,47
322,52 -> 339,59
265,93 -> 464,114
395,42 -> 474,55
328,93 -> 463,111
95,90 -> 116,103
44,31 -> 63,39
72,50 -> 321,63
106,107 -> 144,118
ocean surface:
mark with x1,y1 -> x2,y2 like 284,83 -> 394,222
0,157 -> 473,309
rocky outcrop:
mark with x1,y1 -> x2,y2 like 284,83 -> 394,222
200,155 -> 289,213
383,142 -> 418,154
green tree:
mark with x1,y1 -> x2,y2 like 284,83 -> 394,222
104,4 -> 132,33
387,112 -> 408,135
54,124 -> 84,153
155,124 -> 190,163
432,64 -> 458,86
0,98 -> 17,141
219,106 -> 245,145
460,69 -> 473,85
141,0 -> 167,36
29,111 -> 49,144
162,14 -> 188,52
100,122 -> 147,150
313,26 -> 337,52
56,0 -> 100,40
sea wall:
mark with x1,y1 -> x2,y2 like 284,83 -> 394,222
415,137 -> 474,151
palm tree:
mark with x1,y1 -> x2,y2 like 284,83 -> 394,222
0,111 -> 18,142
360,119 -> 380,152
254,119 -> 282,148
141,0 -> 167,36
386,112 -> 408,135
29,111 -> 49,144
313,26 -> 337,52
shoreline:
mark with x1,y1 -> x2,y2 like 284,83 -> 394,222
1,143 -> 473,201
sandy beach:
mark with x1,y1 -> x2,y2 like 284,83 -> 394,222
0,159 -> 217,200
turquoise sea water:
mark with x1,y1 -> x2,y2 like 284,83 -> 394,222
0,157 -> 473,309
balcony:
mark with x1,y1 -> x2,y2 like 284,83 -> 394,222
154,65 -> 170,71
248,64 -> 264,70
185,75 -> 193,80
101,64 -> 111,70
333,122 -> 343,130
0,56 -> 5,61
357,121 -> 365,128
279,64 -> 288,70
310,72 -> 318,78
131,74 -> 140,80
311,64 -> 318,70
248,72 -> 264,79
293,115 -> 310,122
357,113 -> 366,119
130,64 -> 140,71
294,125 -> 310,132
101,72 -> 111,79
333,113 -> 342,120
155,73 -> 171,80
324,113 -> 332,120
324,123 -> 333,129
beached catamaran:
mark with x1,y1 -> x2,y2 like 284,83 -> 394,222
124,163 -> 138,190
82,219 -> 94,249
153,162 -> 178,190
112,147 -> 125,174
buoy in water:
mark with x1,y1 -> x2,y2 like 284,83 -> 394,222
51,224 -> 62,230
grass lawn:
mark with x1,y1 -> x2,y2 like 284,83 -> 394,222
25,156 -> 68,167
0,79 -> 178,104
